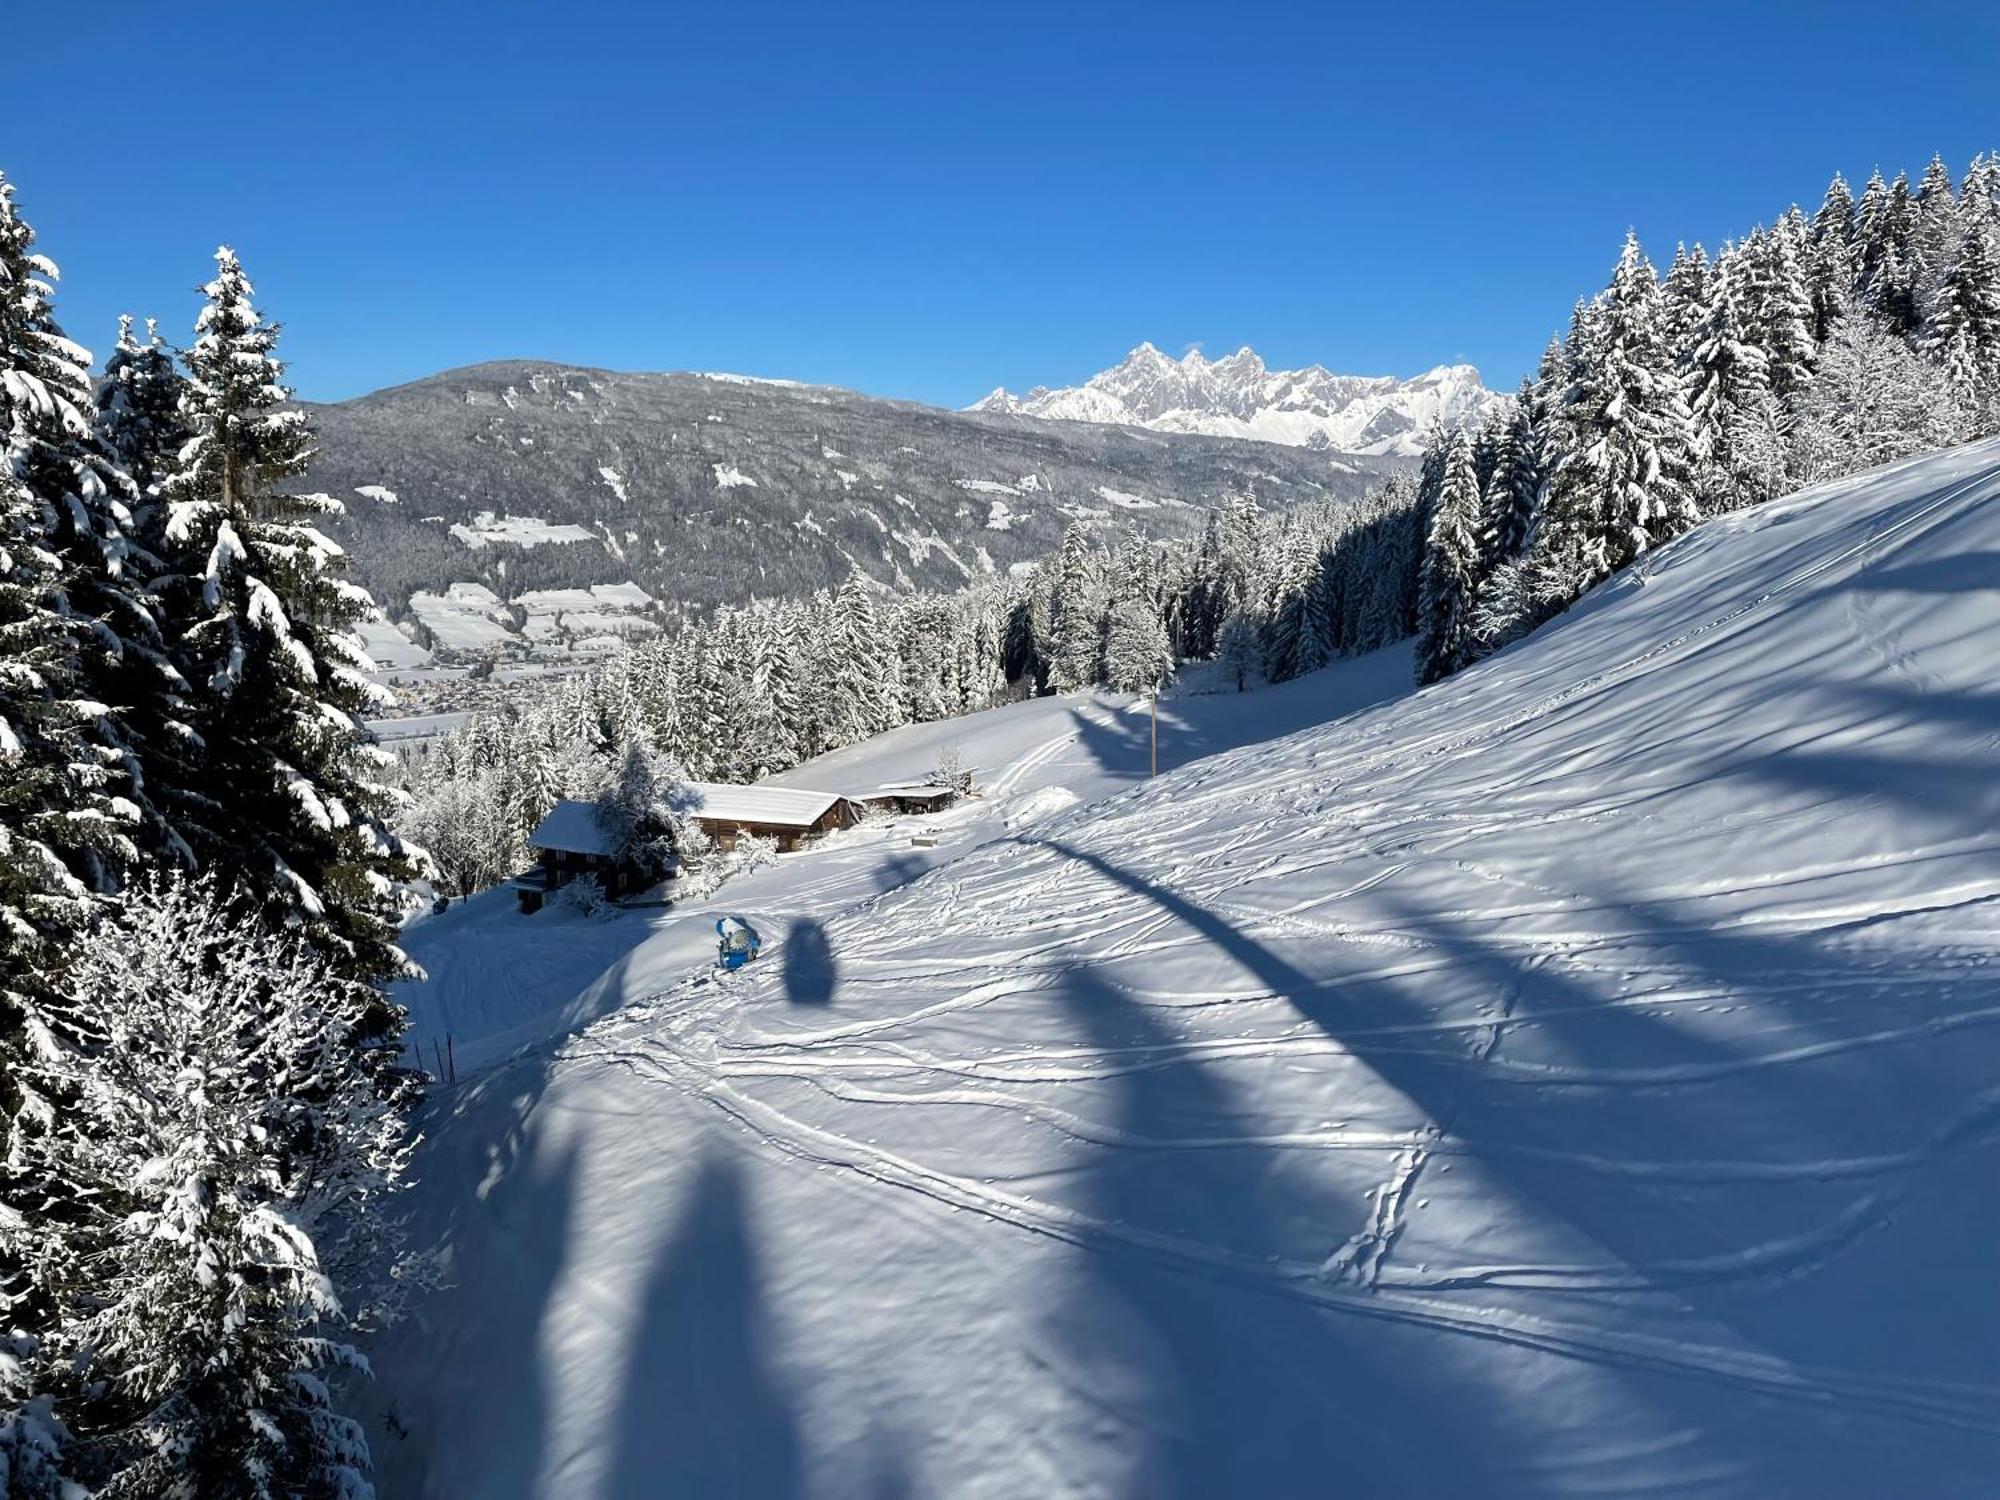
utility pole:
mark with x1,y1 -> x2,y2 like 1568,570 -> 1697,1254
1151,685 -> 1158,778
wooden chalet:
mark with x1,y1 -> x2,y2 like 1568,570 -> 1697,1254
686,782 -> 859,852
513,799 -> 655,912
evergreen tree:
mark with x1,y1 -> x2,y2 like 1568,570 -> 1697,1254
1923,222 -> 2000,429
1102,596 -> 1172,694
1260,523 -> 1319,683
1914,152 -> 1961,286
595,739 -> 708,882
1806,173 -> 1857,342
0,170 -> 139,993
1869,173 -> 1922,333
157,248 -> 416,981
1477,380 -> 1544,569
1044,522 -> 1101,692
1215,611 -> 1260,693
1660,242 -> 1711,358
1961,153 -> 2000,229
1414,429 -> 1482,685
1760,211 -> 1820,397
1529,235 -> 1699,602
3,878 -> 416,1499
1688,243 -> 1779,510
816,574 -> 893,743
94,316 -> 188,500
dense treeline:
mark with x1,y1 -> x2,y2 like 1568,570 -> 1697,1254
1415,154 -> 2000,684
0,176 -> 419,1496
401,477 -> 1428,895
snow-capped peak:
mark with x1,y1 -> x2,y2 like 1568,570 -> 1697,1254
970,343 -> 1505,458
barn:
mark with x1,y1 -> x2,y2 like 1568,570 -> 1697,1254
686,782 -> 859,852
848,781 -> 964,816
512,799 -> 656,912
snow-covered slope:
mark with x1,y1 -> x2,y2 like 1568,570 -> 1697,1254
972,342 -> 1505,456
376,439 -> 2000,1498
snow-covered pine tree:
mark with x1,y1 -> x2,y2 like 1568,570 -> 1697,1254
1760,210 -> 1820,398
1476,379 -> 1545,571
2,876 -> 416,1499
1529,234 -> 1699,602
0,174 -> 153,902
595,738 -> 708,885
1102,596 -> 1172,695
1923,221 -> 2000,433
1688,243 -> 1779,511
821,572 -> 894,743
1215,492 -> 1262,630
1214,610 -> 1260,693
157,247 -> 417,981
1660,242 -> 1711,359
94,316 -> 189,501
1259,523 -> 1321,683
1807,173 -> 1858,342
1962,153 -> 2000,230
1914,152 -> 1961,290
1870,173 -> 1923,333
1044,522 -> 1102,693
1414,428 -> 1482,685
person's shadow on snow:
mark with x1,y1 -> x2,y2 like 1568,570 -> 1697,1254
782,919 -> 838,1006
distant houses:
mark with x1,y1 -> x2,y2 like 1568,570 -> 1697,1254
512,774 -> 973,913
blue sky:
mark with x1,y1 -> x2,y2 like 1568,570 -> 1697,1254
5,1 -> 1997,405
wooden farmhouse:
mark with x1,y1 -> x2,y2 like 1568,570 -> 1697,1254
513,799 -> 654,912
685,782 -> 859,852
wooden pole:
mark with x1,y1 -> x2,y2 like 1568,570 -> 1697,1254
447,1033 -> 457,1085
1150,686 -> 1158,778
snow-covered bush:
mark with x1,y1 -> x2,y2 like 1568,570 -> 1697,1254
553,872 -> 611,917
729,830 -> 780,878
926,745 -> 973,794
0,876 -> 419,1498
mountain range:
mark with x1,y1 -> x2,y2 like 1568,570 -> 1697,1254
970,343 -> 1505,457
302,360 -> 1400,624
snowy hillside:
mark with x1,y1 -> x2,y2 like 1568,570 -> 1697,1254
302,359 -> 1396,619
972,342 -> 1505,456
375,440 -> 2000,1498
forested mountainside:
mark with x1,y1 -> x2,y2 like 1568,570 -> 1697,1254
301,360 -> 1401,618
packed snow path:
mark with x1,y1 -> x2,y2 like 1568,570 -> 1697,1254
376,441 -> 2000,1499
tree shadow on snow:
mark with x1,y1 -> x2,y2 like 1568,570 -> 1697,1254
1044,958 -> 1532,1498
782,918 -> 839,1005
605,1144 -> 805,1500
1030,835 -> 2000,1496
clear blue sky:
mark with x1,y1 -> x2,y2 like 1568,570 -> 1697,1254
5,1 -> 1996,405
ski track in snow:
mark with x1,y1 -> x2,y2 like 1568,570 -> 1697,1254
381,441 -> 2000,1499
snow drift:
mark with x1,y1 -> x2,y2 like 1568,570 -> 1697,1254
378,439 -> 2000,1498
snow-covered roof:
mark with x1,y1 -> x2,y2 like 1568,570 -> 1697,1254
859,782 -> 958,800
686,782 -> 849,828
529,799 -> 617,856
